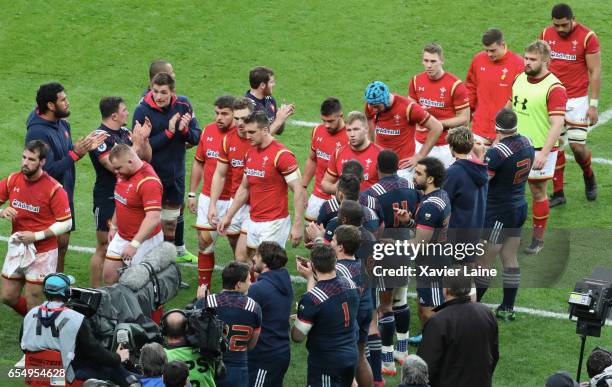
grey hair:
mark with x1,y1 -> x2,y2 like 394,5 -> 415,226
402,355 -> 429,384
139,342 -> 167,377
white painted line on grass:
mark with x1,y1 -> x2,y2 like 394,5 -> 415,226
590,108 -> 612,131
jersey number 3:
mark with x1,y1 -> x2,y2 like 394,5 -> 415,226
513,158 -> 532,184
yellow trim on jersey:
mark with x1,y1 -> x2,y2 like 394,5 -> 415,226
584,31 -> 595,49
137,176 -> 162,192
450,79 -> 462,97
144,205 -> 162,211
546,83 -> 565,100
406,103 -> 413,121
273,149 -> 294,168
56,215 -> 72,221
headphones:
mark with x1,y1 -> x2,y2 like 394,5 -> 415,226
160,309 -> 187,336
42,273 -> 73,300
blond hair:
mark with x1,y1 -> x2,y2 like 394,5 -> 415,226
346,111 -> 368,127
525,40 -> 551,61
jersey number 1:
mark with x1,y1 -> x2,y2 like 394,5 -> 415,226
342,302 -> 350,328
392,201 -> 409,227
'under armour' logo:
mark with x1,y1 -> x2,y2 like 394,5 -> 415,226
513,96 -> 528,110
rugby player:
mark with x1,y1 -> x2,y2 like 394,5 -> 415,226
408,43 -> 470,168
245,66 -> 294,135
541,3 -> 601,206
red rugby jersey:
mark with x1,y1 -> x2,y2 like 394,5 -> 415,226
195,123 -> 234,200
114,162 -> 162,240
217,130 -> 252,198
466,50 -> 524,139
540,23 -> 600,98
409,72 -> 470,145
0,172 -> 71,253
327,142 -> 382,191
244,140 -> 298,222
310,124 -> 348,200
365,95 -> 430,160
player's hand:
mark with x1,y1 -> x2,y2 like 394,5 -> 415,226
141,116 -> 152,138
16,231 -> 37,244
116,344 -> 130,362
121,244 -> 137,262
178,113 -> 192,133
394,208 -> 413,225
168,113 -> 180,133
404,153 -> 423,169
290,221 -> 303,248
586,106 -> 598,125
196,284 -> 209,300
217,216 -> 231,235
296,259 -> 313,279
277,103 -> 295,120
305,221 -> 324,241
108,227 -> 117,243
532,151 -> 548,170
188,197 -> 197,215
0,207 -> 18,220
207,205 -> 218,226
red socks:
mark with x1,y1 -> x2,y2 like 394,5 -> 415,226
11,296 -> 28,316
576,152 -> 593,178
553,150 -> 565,194
533,199 -> 550,240
198,252 -> 215,287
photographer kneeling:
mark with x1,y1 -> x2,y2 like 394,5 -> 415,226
161,309 -> 216,386
20,273 -> 133,386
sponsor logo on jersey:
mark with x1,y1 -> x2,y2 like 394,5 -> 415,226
206,149 -> 220,159
550,50 -> 576,61
315,149 -> 331,160
376,127 -> 400,135
114,192 -> 127,205
364,173 -> 370,181
11,199 -> 40,213
418,97 -> 445,108
231,159 -> 244,168
244,168 -> 265,178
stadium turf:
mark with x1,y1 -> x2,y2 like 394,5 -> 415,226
0,1 -> 611,385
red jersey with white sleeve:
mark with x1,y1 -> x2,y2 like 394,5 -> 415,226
217,130 -> 252,198
0,172 -> 71,253
114,162 -> 162,240
194,123 -> 235,200
310,125 -> 348,200
244,140 -> 299,222
327,142 -> 382,191
465,50 -> 524,139
409,72 -> 470,145
540,23 -> 600,98
365,95 -> 430,161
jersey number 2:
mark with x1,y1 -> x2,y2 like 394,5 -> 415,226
227,324 -> 254,351
513,158 -> 532,184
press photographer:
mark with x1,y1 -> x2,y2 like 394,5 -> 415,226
20,273 -> 133,386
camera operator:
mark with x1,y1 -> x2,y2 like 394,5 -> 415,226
161,309 -> 216,386
20,273 -> 132,386
587,347 -> 612,386
139,342 -> 167,386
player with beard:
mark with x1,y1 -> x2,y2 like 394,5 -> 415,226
188,95 -> 236,288
26,82 -> 106,272
245,66 -> 295,135
219,111 -> 305,256
103,145 -> 163,285
540,4 -> 601,206
321,111 -> 383,193
208,97 -> 255,264
248,242 -> 294,387
365,81 -> 442,179
409,44 -> 470,168
507,40 -> 567,254
302,98 -> 349,222
0,140 -> 72,315
88,96 -> 152,287
132,72 -> 201,255
465,29 -> 524,148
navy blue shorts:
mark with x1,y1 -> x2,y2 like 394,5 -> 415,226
248,355 -> 289,387
484,204 -> 527,244
216,365 -> 248,387
307,363 -> 356,387
416,279 -> 445,307
93,200 -> 115,232
357,307 -> 373,344
162,175 -> 185,206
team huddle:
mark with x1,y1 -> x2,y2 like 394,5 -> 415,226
0,2 -> 602,387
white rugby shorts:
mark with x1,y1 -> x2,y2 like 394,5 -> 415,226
305,195 -> 326,221
415,141 -> 455,168
2,248 -> 58,283
246,216 -> 291,249
106,231 -> 163,265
